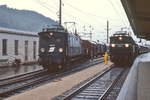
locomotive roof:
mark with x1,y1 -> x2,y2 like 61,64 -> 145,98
112,31 -> 130,37
113,34 -> 130,37
110,34 -> 136,44
38,25 -> 82,40
41,26 -> 67,33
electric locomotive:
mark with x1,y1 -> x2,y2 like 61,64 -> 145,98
109,31 -> 139,65
38,25 -> 82,71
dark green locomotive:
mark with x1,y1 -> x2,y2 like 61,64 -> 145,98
38,25 -> 107,72
109,31 -> 139,65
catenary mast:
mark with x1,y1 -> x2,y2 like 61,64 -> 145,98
59,0 -> 62,26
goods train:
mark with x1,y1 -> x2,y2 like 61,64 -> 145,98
109,31 -> 139,65
38,26 -> 107,71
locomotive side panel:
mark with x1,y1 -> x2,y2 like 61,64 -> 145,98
67,33 -> 82,58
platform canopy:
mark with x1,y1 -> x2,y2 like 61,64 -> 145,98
121,0 -> 150,40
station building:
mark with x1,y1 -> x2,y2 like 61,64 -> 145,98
0,27 -> 39,67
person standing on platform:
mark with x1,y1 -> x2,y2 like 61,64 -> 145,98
104,52 -> 109,64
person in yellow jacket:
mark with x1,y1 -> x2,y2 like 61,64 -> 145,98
104,52 -> 109,64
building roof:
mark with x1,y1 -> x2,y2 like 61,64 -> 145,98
121,0 -> 150,40
0,27 -> 38,37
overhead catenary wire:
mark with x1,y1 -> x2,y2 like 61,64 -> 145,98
63,1 -> 120,21
34,0 -> 89,26
33,0 -> 58,19
62,0 -> 128,33
62,1 -> 110,30
32,0 -> 129,40
33,0 -> 94,33
114,0 -> 130,26
106,0 -> 127,26
33,0 -> 70,23
33,0 -> 121,28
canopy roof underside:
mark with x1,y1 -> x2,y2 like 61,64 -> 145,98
121,0 -> 150,40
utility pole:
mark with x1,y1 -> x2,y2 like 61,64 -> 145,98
64,22 -> 77,33
107,20 -> 109,43
89,25 -> 92,41
59,0 -> 62,26
89,25 -> 94,41
89,25 -> 94,60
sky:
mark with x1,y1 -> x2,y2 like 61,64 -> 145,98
0,0 -> 142,43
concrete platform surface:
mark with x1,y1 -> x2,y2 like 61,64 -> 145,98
117,52 -> 150,100
6,62 -> 112,100
138,62 -> 150,100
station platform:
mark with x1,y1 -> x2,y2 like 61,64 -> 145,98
0,64 -> 43,79
6,62 -> 112,100
117,52 -> 150,100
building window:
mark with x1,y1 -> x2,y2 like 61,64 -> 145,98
15,40 -> 19,55
2,39 -> 7,55
33,41 -> 36,60
25,40 -> 28,61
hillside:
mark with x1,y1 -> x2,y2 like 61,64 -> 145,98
0,5 -> 57,32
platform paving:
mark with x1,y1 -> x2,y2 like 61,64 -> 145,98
138,62 -> 150,100
6,62 -> 112,100
117,52 -> 150,100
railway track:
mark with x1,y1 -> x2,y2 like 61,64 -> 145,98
105,68 -> 130,100
0,69 -> 49,97
60,67 -> 128,100
0,58 -> 104,99
0,69 -> 47,86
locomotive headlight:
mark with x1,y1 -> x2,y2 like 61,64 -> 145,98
49,32 -> 53,36
111,44 -> 116,47
40,48 -> 45,52
125,44 -> 129,48
119,37 -> 122,40
59,48 -> 63,52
